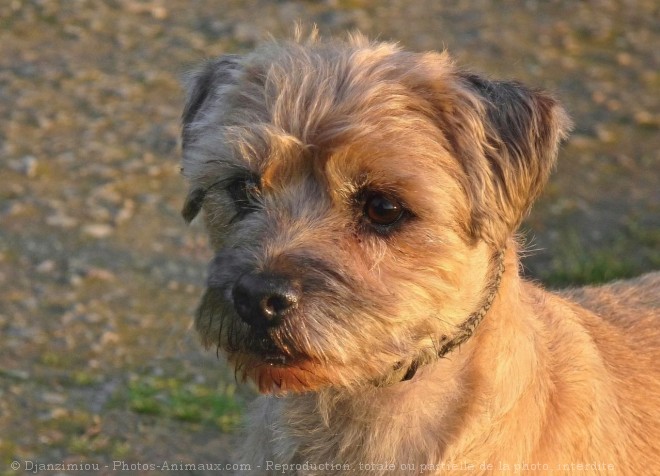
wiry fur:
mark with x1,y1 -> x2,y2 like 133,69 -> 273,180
181,33 -> 660,475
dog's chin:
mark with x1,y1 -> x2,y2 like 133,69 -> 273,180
229,352 -> 338,395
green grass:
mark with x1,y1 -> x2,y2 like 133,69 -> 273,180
124,376 -> 242,431
543,247 -> 637,287
539,226 -> 660,287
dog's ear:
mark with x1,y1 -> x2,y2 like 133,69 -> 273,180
436,71 -> 572,246
181,55 -> 242,223
181,55 -> 242,146
181,187 -> 207,224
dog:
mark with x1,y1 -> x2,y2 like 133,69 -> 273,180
179,32 -> 659,475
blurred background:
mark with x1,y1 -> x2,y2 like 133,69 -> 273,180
0,0 -> 658,473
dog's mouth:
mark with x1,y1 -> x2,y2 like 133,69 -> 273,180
195,291 -> 331,394
222,330 -> 326,394
255,339 -> 299,369
262,352 -> 290,366
249,331 -> 297,362
230,350 -> 334,395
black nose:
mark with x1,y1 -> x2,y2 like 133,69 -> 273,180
232,273 -> 301,328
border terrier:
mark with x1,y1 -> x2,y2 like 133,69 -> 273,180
180,32 -> 659,475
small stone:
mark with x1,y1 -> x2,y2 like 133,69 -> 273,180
151,6 -> 168,19
100,332 -> 119,346
82,223 -> 114,238
634,110 -> 656,126
49,407 -> 69,419
616,52 -> 633,66
36,260 -> 56,274
86,267 -> 116,281
595,125 -> 615,143
4,201 -> 26,217
9,155 -> 38,177
46,214 -> 78,228
115,199 -> 135,224
42,392 -> 66,405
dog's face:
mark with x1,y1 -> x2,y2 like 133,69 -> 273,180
181,36 -> 570,394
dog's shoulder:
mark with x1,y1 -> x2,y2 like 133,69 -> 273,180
557,272 -> 660,373
559,271 -> 659,325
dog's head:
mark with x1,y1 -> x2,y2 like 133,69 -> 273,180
181,35 -> 570,394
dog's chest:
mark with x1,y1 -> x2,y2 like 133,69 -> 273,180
267,396 -> 442,475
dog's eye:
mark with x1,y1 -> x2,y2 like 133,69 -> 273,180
227,175 -> 260,211
364,193 -> 404,226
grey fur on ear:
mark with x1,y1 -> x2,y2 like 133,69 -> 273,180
180,55 -> 242,223
181,187 -> 207,224
181,55 -> 242,147
446,72 -> 573,246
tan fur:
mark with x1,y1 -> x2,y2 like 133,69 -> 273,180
181,32 -> 660,475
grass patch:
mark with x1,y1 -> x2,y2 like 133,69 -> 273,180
41,351 -> 73,368
544,248 -> 637,287
539,227 -> 660,287
0,440 -> 17,467
124,375 -> 242,431
72,370 -> 97,386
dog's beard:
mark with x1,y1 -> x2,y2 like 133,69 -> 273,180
194,275 -> 415,394
195,284 -> 356,394
193,245 -> 465,394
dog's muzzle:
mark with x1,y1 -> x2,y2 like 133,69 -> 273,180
231,272 -> 302,330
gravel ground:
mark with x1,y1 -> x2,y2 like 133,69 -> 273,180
0,1 -> 658,474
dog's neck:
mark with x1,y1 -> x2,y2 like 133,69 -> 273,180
377,249 -> 506,387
